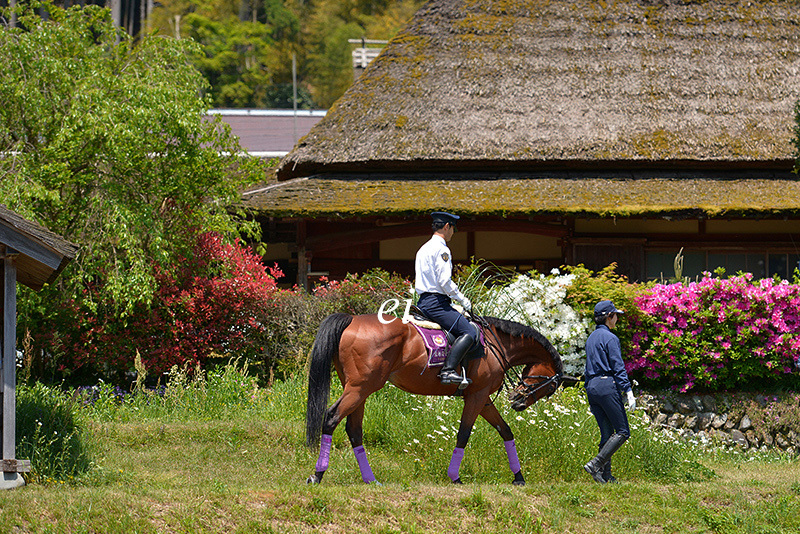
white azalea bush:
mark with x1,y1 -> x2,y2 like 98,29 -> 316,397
482,269 -> 593,376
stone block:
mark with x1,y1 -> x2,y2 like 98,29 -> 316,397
712,413 -> 727,429
668,413 -> 685,427
701,395 -> 717,412
684,415 -> 698,430
730,429 -> 748,448
677,400 -> 694,414
739,415 -> 752,431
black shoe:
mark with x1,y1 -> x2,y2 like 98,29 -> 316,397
439,369 -> 464,384
603,461 -> 617,483
585,433 -> 628,483
583,458 -> 606,483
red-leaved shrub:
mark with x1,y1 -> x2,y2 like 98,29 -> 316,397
46,232 -> 283,380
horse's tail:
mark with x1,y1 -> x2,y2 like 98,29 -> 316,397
306,312 -> 353,448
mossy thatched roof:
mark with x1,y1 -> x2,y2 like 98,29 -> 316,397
242,170 -> 800,218
276,0 -> 800,181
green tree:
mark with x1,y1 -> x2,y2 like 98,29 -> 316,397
147,0 -> 423,109
0,2 -> 267,319
148,0 -> 311,108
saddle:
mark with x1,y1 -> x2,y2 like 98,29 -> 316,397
408,305 -> 485,368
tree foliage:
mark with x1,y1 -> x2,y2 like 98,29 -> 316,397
52,232 -> 284,380
147,0 -> 425,108
0,1 -> 268,351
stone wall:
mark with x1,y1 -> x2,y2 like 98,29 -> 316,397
638,392 -> 800,453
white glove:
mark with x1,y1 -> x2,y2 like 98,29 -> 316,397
461,296 -> 472,312
626,390 -> 636,411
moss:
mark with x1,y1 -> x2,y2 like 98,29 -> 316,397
243,176 -> 800,220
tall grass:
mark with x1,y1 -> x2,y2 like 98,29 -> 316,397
16,382 -> 97,484
23,360 -> 744,487
344,382 -> 715,484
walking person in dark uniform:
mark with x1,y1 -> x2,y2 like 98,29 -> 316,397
415,211 -> 477,386
583,300 -> 636,483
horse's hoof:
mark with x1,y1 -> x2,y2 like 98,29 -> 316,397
512,479 -> 526,486
451,477 -> 463,485
512,472 -> 526,486
306,474 -> 320,484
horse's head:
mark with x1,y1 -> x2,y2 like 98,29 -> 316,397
508,363 -> 562,411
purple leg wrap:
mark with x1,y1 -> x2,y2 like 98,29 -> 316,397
504,439 -> 521,474
353,445 -> 376,483
448,447 -> 465,482
314,434 -> 333,473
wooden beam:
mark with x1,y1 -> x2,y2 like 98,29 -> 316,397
0,221 -> 62,271
305,220 -> 568,252
1,459 -> 29,473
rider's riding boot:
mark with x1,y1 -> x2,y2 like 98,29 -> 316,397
583,433 -> 627,483
439,334 -> 475,385
603,461 -> 617,483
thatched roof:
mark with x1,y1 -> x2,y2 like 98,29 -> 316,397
0,205 -> 78,290
242,170 -> 800,218
276,0 -> 800,182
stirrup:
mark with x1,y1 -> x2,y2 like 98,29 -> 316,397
439,370 -> 463,385
457,368 -> 472,390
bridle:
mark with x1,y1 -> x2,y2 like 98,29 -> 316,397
470,313 -> 564,402
513,371 -> 563,400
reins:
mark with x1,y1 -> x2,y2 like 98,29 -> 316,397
470,313 -> 563,401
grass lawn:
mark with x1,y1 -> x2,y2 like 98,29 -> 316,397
4,371 -> 800,533
0,415 -> 798,533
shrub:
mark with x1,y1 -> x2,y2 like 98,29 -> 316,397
16,382 -> 96,484
264,268 -> 412,377
627,273 -> 800,392
39,231 -> 284,382
467,263 -> 642,377
481,268 -> 592,376
562,263 -> 647,357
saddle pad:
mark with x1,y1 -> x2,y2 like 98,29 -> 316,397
412,324 -> 449,366
412,323 -> 486,368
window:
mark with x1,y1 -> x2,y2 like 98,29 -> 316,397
646,251 -> 800,281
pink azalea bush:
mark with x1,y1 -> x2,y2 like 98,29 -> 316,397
627,273 -> 800,392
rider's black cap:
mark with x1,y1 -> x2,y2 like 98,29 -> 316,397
431,211 -> 460,225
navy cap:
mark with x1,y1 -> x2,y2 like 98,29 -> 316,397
594,300 -> 624,317
431,211 -> 460,225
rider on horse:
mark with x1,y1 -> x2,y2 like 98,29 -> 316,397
414,211 -> 478,386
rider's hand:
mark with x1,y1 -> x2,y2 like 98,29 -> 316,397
626,390 -> 636,411
461,297 -> 472,312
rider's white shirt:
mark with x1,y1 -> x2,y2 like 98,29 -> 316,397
414,235 -> 467,303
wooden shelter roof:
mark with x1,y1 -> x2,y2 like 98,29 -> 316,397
275,0 -> 800,186
0,205 -> 78,290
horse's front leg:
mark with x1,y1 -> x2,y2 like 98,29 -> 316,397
345,402 -> 380,484
447,395 -> 486,484
480,402 -> 525,486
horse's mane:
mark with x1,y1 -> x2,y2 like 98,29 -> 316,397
480,316 -> 564,373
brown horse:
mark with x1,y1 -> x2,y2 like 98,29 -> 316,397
305,312 -> 565,485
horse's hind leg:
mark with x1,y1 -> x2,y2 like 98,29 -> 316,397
480,402 -> 525,486
307,397 -> 345,484
309,388 -> 379,484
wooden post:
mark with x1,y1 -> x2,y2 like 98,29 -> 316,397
2,252 -> 17,461
0,251 -> 28,488
297,220 -> 309,291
